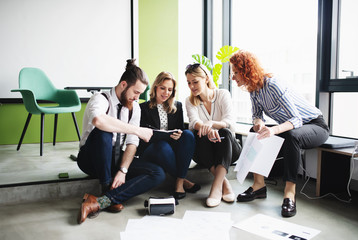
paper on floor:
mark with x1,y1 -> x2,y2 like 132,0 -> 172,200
233,214 -> 320,240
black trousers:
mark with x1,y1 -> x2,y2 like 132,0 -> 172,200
257,116 -> 329,183
193,128 -> 242,171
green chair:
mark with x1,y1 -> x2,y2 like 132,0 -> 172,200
139,84 -> 150,103
11,67 -> 81,156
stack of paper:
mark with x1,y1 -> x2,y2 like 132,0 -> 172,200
120,210 -> 232,240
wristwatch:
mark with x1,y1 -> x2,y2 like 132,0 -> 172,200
119,167 -> 128,174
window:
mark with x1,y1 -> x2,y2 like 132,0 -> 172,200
230,0 -> 318,124
331,93 -> 358,138
178,0 -> 203,120
213,0 -> 223,85
329,0 -> 358,138
337,0 -> 358,79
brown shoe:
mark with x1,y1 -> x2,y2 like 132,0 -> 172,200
106,203 -> 124,213
77,193 -> 100,224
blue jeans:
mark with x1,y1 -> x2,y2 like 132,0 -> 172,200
140,130 -> 195,179
77,128 -> 165,204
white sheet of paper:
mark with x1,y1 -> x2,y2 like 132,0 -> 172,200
121,211 -> 232,240
234,133 -> 262,183
233,214 -> 320,240
234,132 -> 284,184
250,134 -> 284,176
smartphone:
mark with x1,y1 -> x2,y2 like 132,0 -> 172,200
168,130 -> 179,134
210,137 -> 225,140
58,172 -> 69,178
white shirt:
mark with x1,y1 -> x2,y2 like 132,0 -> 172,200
80,87 -> 140,148
185,88 -> 236,134
157,104 -> 168,130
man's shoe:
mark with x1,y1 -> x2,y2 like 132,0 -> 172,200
77,193 -> 100,224
281,198 -> 296,217
106,204 -> 124,213
87,210 -> 100,219
237,186 -> 267,202
184,184 -> 201,193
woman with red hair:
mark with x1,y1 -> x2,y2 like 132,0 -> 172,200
230,50 -> 329,217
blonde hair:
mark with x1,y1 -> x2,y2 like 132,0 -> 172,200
149,71 -> 177,114
185,64 -> 216,106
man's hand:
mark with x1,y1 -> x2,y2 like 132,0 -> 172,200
111,171 -> 126,190
137,127 -> 153,142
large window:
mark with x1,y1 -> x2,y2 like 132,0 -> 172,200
213,0 -> 223,85
329,0 -> 358,138
230,0 -> 318,124
337,0 -> 358,79
178,0 -> 203,122
331,93 -> 358,138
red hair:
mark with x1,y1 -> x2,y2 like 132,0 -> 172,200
229,50 -> 272,92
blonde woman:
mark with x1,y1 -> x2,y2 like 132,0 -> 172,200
185,64 -> 241,207
137,72 -> 200,199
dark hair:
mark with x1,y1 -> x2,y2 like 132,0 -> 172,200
119,59 -> 148,87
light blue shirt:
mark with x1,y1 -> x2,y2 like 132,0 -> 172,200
250,77 -> 322,128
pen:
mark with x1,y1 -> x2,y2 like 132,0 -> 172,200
146,124 -> 158,130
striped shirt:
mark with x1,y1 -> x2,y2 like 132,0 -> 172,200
250,77 -> 322,128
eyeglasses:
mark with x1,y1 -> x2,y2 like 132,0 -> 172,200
185,63 -> 207,76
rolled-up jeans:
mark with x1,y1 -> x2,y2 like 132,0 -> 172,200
77,128 -> 165,204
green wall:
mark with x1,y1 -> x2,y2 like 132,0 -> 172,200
0,103 -> 86,145
0,0 -> 179,145
138,0 -> 178,85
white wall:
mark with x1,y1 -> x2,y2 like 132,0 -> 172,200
0,0 -> 131,99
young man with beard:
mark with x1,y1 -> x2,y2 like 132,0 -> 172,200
76,59 -> 166,224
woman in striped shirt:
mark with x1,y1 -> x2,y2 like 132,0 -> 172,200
230,50 -> 329,217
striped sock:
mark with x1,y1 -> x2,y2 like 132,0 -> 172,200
96,195 -> 111,209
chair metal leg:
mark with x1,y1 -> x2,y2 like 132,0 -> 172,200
17,113 -> 32,151
40,113 -> 44,156
71,112 -> 81,141
53,114 -> 58,146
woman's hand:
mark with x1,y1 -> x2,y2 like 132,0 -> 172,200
207,129 -> 221,143
170,129 -> 182,140
198,121 -> 213,137
257,126 -> 275,140
253,119 -> 265,132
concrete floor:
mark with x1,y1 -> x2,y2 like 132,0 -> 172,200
0,142 -> 358,240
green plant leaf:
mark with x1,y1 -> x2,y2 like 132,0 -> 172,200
212,63 -> 222,87
192,54 -> 201,63
191,54 -> 213,71
216,45 -> 240,63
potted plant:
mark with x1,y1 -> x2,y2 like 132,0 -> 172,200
192,45 -> 239,87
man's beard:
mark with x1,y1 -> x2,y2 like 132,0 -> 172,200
119,87 -> 133,110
